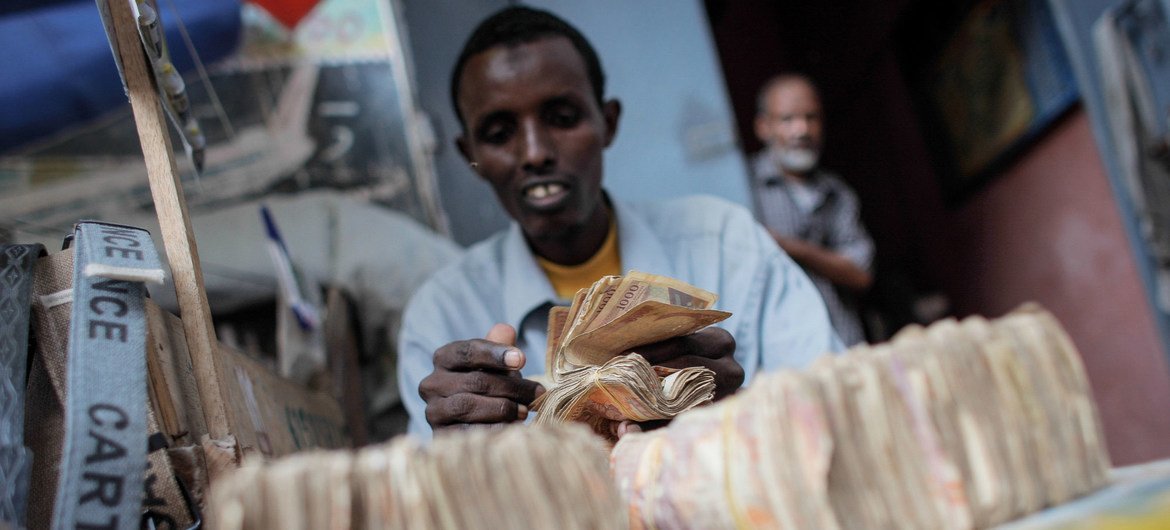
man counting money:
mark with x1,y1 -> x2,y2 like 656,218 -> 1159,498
397,6 -> 841,438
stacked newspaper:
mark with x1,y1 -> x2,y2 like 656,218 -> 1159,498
208,423 -> 627,530
530,271 -> 730,440
610,306 -> 1111,529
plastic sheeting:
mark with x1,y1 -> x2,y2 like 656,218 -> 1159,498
0,0 -> 241,153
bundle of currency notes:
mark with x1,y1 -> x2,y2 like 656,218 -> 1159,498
611,305 -> 1111,529
208,423 -> 627,530
531,271 -> 730,440
610,369 -> 838,529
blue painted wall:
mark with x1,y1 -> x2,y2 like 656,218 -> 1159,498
528,0 -> 750,210
401,0 -> 750,246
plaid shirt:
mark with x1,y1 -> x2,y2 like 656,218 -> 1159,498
749,151 -> 874,345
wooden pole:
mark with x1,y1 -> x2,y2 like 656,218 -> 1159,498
106,0 -> 231,440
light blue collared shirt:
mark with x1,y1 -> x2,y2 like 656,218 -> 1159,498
397,194 -> 841,438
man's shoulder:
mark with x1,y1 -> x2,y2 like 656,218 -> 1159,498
406,229 -> 508,310
624,194 -> 756,233
747,150 -> 773,179
814,168 -> 858,193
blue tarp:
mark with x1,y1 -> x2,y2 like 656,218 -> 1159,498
0,0 -> 240,153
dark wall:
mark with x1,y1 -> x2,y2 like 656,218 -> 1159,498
707,0 -> 935,318
934,110 -> 1170,465
706,0 -> 1170,464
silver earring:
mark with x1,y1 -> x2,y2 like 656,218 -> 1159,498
470,162 -> 479,168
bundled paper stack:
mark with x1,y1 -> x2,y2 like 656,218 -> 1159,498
610,306 -> 1111,530
531,271 -> 729,440
611,370 -> 838,528
208,423 -> 627,530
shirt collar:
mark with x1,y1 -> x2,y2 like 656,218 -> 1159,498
501,220 -> 557,332
752,150 -> 783,184
613,196 -> 673,277
499,193 -> 674,331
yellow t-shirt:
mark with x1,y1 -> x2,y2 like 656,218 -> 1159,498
535,220 -> 621,299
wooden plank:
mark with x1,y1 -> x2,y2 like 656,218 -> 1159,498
143,299 -> 349,456
145,300 -> 208,444
102,0 -> 349,461
325,288 -> 368,447
217,340 -> 349,457
106,0 -> 230,439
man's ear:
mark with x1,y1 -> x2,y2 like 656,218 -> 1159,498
602,99 -> 622,148
754,115 -> 770,144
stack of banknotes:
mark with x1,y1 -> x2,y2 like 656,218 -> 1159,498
208,291 -> 1110,530
208,423 -> 626,530
610,305 -> 1111,529
531,271 -> 730,440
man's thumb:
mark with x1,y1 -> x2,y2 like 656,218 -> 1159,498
485,323 -> 517,345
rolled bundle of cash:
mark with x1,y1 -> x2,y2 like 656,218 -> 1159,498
208,423 -> 627,530
532,271 -> 730,439
611,306 -> 1111,530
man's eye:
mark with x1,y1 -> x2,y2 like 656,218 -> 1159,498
546,108 -> 581,128
479,123 -> 513,144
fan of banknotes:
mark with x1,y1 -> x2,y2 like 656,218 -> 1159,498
610,305 -> 1112,530
530,271 -> 731,440
208,423 -> 626,530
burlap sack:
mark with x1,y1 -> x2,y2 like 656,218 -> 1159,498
25,249 -> 197,529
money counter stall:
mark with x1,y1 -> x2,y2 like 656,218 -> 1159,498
5,2 -> 1170,530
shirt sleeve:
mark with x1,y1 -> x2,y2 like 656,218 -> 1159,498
828,184 -> 875,272
762,245 -> 847,369
396,290 -> 441,440
758,239 -> 844,371
720,201 -> 842,376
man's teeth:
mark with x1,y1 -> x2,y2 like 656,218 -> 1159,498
527,183 -> 564,199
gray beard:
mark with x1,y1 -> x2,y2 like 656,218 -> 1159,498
771,147 -> 819,174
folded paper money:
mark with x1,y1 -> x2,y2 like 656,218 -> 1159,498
530,271 -> 730,440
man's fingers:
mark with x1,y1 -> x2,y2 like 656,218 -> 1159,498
654,355 -> 744,400
655,354 -> 744,382
680,327 -> 735,359
434,339 -> 525,372
614,421 -> 641,439
633,337 -> 685,365
419,370 -> 543,404
421,335 -> 544,429
425,393 -> 528,427
612,420 -> 672,439
636,327 -> 735,364
654,355 -> 720,371
484,323 -> 516,345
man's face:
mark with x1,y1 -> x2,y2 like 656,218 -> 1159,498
755,80 -> 823,174
456,37 -> 620,246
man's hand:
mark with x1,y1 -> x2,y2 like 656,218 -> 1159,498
771,232 -> 873,292
607,328 -> 742,440
418,324 -> 545,430
633,327 -> 744,400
